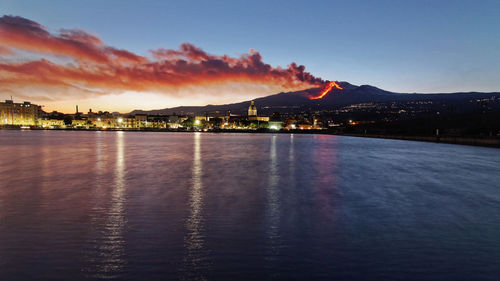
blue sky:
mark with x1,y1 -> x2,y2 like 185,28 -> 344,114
1,0 -> 499,111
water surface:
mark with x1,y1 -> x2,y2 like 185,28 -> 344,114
0,131 -> 499,280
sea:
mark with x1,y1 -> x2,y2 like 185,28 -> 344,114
0,130 -> 499,280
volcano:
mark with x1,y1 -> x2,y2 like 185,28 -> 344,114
130,82 -> 500,116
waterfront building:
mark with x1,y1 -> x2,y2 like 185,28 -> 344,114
121,116 -> 135,128
147,115 -> 168,129
135,114 -> 148,128
167,115 -> 184,129
0,99 -> 41,126
298,124 -> 314,130
72,119 -> 89,128
38,118 -> 65,128
194,116 -> 208,122
268,121 -> 283,130
166,115 -> 188,128
313,116 -> 324,129
87,110 -> 115,128
284,119 -> 297,130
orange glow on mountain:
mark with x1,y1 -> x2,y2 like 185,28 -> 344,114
309,81 -> 343,100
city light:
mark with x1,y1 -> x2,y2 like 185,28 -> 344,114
1,98 -> 328,131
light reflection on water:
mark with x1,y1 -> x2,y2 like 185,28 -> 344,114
313,135 -> 338,221
84,131 -> 127,279
265,135 -> 281,266
182,132 -> 210,280
0,131 -> 499,280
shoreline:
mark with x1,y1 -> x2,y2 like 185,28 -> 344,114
338,133 -> 500,149
1,126 -> 499,148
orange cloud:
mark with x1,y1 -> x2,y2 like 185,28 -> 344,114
0,15 -> 327,103
0,45 -> 13,55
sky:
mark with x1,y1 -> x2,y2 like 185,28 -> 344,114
1,0 -> 499,113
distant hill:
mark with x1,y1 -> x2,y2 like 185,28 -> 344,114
129,82 -> 500,116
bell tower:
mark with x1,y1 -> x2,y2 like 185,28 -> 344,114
248,100 -> 257,117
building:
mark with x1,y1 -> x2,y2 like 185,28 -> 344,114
247,100 -> 270,122
38,118 -> 65,128
0,99 -> 41,126
134,114 -> 148,128
167,115 -> 187,129
248,100 -> 257,116
72,119 -> 89,128
248,116 -> 270,122
87,110 -> 115,128
147,115 -> 169,129
269,121 -> 283,130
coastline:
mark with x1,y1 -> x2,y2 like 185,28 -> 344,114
338,133 -> 500,149
2,125 -> 500,149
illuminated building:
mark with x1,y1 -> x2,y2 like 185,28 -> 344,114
118,116 -> 132,128
284,119 -> 297,130
72,119 -> 89,128
194,116 -> 208,122
134,114 -> 148,128
146,116 -> 168,129
38,119 -> 65,128
0,99 -> 41,126
248,100 -> 257,116
248,116 -> 270,122
313,116 -> 324,129
298,124 -> 313,130
247,100 -> 270,122
268,121 -> 283,130
87,110 -> 115,128
167,115 -> 187,129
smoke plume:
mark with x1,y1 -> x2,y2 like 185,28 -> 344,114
0,15 -> 328,103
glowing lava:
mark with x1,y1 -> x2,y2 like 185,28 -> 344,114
309,81 -> 343,100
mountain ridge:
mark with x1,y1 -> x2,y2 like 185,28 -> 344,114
130,82 -> 500,115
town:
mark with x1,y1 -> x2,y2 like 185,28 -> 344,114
2,95 -> 500,144
0,99 -> 326,131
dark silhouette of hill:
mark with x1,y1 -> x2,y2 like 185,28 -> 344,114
130,82 -> 500,115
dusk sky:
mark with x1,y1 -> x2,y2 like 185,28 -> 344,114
1,0 -> 499,113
